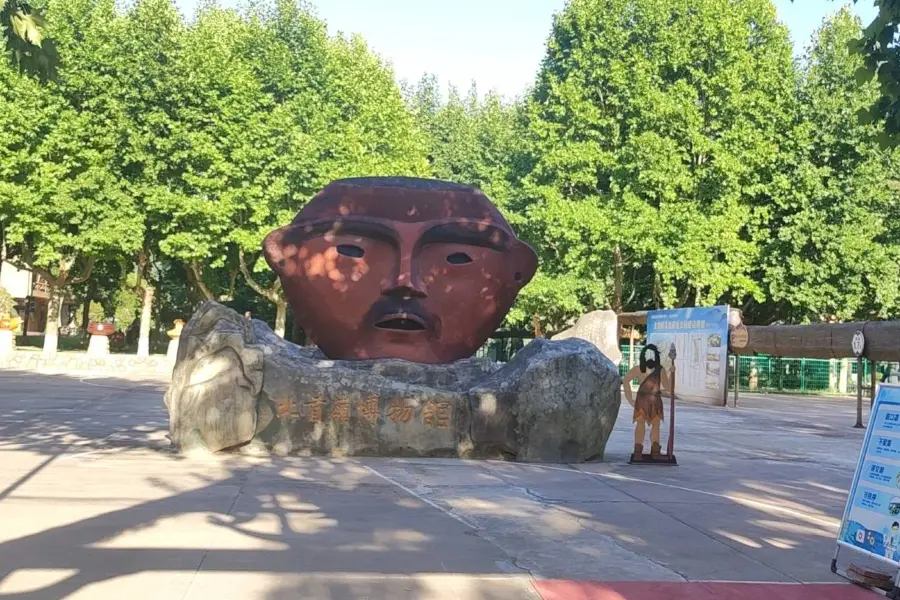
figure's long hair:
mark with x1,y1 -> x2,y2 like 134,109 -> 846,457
640,344 -> 660,373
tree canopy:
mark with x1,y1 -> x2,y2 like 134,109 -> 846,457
808,0 -> 900,145
2,0 -> 899,354
508,0 -> 798,330
2,0 -> 58,80
761,8 -> 900,323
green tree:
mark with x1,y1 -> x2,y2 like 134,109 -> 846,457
518,0 -> 797,331
2,0 -> 58,80
2,101 -> 143,355
322,33 -> 428,178
199,1 -> 297,336
0,45 -> 55,281
408,79 -> 522,208
854,0 -> 900,143
761,8 -> 900,322
96,0 -> 244,350
1,0 -> 143,356
49,0 -> 168,354
789,0 -> 900,145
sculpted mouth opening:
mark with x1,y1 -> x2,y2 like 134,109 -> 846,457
375,314 -> 427,331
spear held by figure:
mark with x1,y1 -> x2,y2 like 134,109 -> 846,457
667,344 -> 677,460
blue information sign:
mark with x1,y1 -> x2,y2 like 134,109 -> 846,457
646,306 -> 730,405
838,384 -> 900,565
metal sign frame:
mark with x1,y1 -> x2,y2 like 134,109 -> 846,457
855,331 -> 867,429
834,383 -> 900,597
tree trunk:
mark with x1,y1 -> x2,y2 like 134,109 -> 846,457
274,299 -> 287,338
137,286 -> 154,357
653,270 -> 663,309
188,261 -> 216,302
612,245 -> 624,313
0,224 -> 5,281
81,280 -> 95,330
42,283 -> 64,358
238,249 -> 287,335
81,296 -> 90,331
532,314 -> 543,338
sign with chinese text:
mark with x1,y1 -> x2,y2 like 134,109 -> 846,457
839,384 -> 900,565
730,325 -> 749,350
646,306 -> 729,405
31,274 -> 50,299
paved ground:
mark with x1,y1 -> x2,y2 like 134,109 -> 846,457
0,371 -> 884,599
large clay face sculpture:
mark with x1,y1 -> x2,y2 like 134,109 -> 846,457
262,177 -> 538,363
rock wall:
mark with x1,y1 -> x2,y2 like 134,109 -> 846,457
165,302 -> 621,463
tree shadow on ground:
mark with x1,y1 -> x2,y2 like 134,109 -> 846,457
0,371 -> 878,597
0,370 -> 171,455
0,371 -> 532,599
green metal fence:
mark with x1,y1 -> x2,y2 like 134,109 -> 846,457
620,345 -> 642,376
724,354 -> 900,396
620,344 -> 895,396
483,339 -> 898,396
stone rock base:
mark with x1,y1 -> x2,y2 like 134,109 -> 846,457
164,302 -> 622,463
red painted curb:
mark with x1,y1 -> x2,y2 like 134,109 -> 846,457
532,581 -> 877,600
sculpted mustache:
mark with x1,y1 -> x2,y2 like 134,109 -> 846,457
364,298 -> 432,327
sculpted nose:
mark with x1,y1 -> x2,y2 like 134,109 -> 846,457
383,254 -> 427,299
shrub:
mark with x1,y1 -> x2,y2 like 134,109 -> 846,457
0,287 -> 14,317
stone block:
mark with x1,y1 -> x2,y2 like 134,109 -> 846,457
164,302 -> 622,462
552,309 -> 622,366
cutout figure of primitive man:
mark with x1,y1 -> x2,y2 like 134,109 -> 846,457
623,344 -> 672,461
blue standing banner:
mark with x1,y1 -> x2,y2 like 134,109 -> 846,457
835,384 -> 900,591
646,306 -> 730,405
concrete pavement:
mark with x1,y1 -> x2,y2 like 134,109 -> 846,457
0,371 -> 884,599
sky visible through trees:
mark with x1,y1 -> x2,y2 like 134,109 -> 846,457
1,0 -> 898,356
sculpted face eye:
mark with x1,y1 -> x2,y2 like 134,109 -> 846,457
337,244 -> 365,258
447,252 -> 473,265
